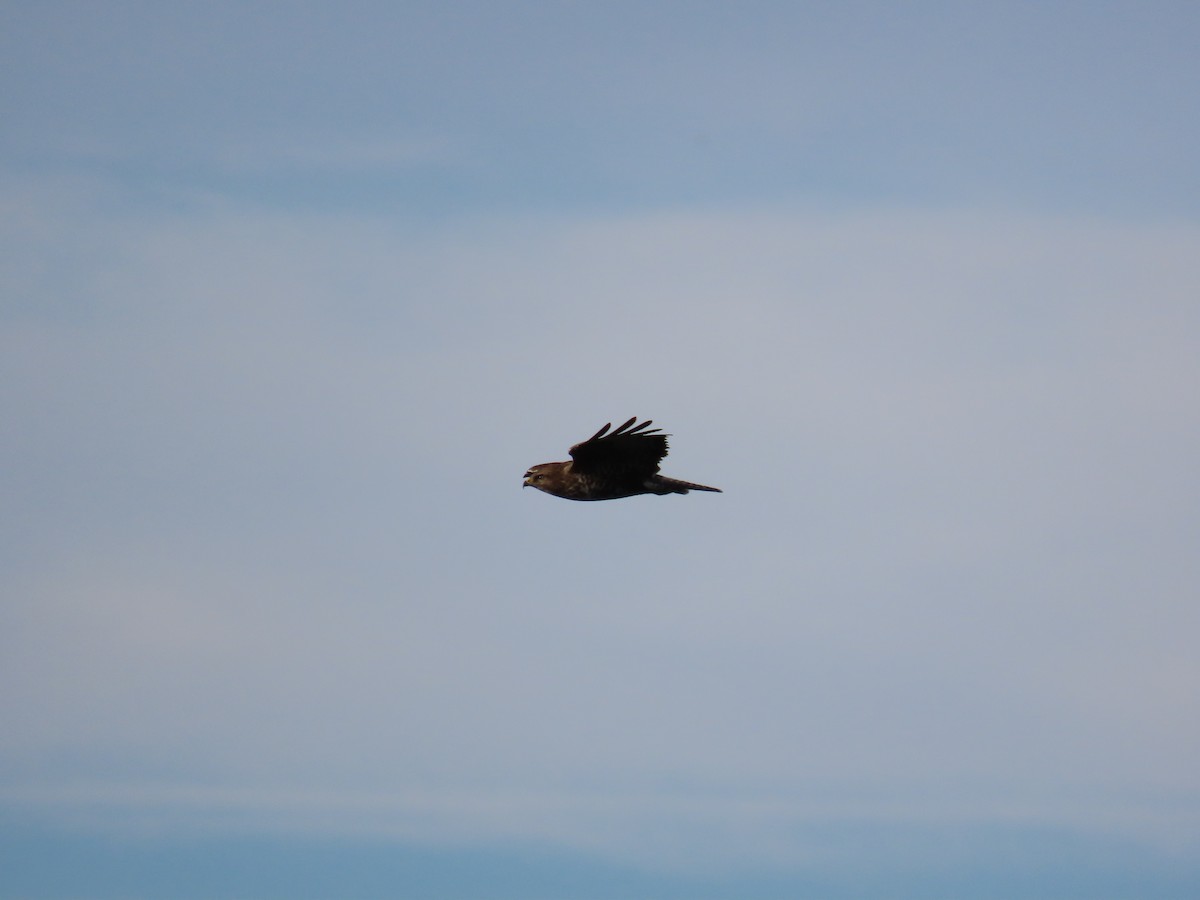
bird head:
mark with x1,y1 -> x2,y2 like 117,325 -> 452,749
522,462 -> 561,493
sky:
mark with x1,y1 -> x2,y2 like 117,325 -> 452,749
2,1 -> 1199,897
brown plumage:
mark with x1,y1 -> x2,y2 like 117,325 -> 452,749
523,417 -> 722,501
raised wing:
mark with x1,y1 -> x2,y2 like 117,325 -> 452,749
569,416 -> 668,477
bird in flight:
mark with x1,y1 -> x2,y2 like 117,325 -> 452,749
523,417 -> 722,501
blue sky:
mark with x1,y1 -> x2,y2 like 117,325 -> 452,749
3,2 -> 1199,897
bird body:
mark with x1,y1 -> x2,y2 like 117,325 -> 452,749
523,417 -> 721,501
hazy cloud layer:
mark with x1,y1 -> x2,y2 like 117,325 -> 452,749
4,182 -> 1198,873
3,2 -> 1200,894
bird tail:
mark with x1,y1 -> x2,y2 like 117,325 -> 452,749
654,476 -> 722,495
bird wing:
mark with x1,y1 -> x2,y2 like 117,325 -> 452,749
569,417 -> 668,477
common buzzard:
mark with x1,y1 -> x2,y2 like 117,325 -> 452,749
523,417 -> 722,501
